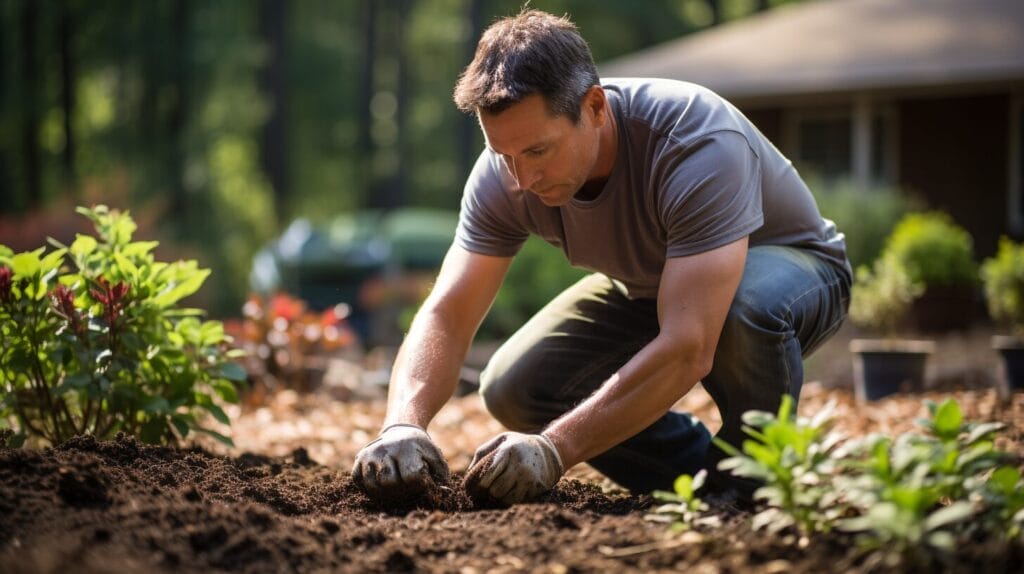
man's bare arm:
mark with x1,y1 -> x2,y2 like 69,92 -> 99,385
542,236 -> 748,468
384,244 -> 511,429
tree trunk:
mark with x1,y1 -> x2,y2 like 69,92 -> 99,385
59,0 -> 76,190
21,0 -> 41,210
458,0 -> 484,187
259,0 -> 288,224
358,0 -> 377,207
169,0 -> 190,221
389,0 -> 408,209
707,0 -> 722,26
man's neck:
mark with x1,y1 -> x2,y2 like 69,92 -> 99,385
575,97 -> 618,202
593,97 -> 619,181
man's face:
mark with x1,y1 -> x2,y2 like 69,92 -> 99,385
478,92 -> 603,207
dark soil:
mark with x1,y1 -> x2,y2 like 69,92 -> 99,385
1,433 -> 1021,573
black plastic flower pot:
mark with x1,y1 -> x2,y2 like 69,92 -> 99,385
992,336 -> 1024,392
849,339 -> 935,402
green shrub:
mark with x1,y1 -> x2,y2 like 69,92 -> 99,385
483,236 -> 588,339
981,237 -> 1024,337
0,205 -> 246,447
848,253 -> 923,335
884,212 -> 977,291
811,180 -> 919,270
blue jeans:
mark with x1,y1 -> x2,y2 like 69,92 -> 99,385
477,246 -> 851,493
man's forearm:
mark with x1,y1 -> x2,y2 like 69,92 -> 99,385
541,332 -> 709,468
383,306 -> 473,429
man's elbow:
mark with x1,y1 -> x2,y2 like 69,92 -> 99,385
660,331 -> 716,383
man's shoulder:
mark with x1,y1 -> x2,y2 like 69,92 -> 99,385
602,78 -> 719,111
604,78 -> 753,156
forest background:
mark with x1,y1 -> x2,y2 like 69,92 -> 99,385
0,0 -> 803,322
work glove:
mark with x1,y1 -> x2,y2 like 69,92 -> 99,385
352,423 -> 449,501
464,431 -> 564,505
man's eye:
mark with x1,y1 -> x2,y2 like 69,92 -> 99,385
527,148 -> 546,157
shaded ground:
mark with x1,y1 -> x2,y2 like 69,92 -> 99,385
1,325 -> 1023,573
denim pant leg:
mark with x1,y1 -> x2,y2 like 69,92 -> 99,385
478,273 -> 713,492
701,246 -> 851,488
478,247 -> 849,494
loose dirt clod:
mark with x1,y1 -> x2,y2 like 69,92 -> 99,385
460,448 -> 505,508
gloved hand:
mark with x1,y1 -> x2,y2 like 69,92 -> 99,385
352,423 -> 449,500
464,431 -> 564,505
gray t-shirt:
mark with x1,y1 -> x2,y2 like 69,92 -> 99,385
456,78 -> 851,299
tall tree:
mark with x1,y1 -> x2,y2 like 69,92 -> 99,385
359,0 -> 377,208
390,0 -> 409,210
259,0 -> 288,223
458,0 -> 484,182
59,0 -> 76,190
168,0 -> 190,220
20,0 -> 41,209
707,0 -> 722,25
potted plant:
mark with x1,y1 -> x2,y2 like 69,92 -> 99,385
884,212 -> 979,332
848,252 -> 935,401
981,236 -> 1024,391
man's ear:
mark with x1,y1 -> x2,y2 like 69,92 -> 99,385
583,85 -> 608,126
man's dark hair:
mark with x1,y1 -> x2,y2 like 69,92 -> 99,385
453,9 -> 599,123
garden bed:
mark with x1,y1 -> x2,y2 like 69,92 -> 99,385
2,384 -> 1023,573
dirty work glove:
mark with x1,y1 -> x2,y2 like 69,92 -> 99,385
352,423 -> 449,501
465,432 -> 564,505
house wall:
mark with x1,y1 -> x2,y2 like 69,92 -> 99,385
898,94 -> 1009,258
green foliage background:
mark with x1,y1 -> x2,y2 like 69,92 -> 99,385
0,0 -> 804,318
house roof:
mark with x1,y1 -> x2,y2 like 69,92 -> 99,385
599,0 -> 1024,102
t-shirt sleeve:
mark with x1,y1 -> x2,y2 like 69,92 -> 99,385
455,151 -> 530,257
658,131 -> 764,258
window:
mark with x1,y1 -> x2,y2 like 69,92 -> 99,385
781,101 -> 897,187
797,115 -> 851,179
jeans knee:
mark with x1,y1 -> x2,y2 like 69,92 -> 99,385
718,291 -> 787,355
478,368 -> 536,432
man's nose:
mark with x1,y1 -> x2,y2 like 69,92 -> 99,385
507,156 -> 541,190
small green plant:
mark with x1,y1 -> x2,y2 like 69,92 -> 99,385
645,469 -> 721,531
981,236 -> 1024,338
704,396 -> 1019,570
714,395 -> 846,535
0,205 -> 246,447
836,398 -> 1007,566
974,466 -> 1024,541
848,253 -> 923,335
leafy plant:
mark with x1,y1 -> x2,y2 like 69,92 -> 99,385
706,396 -> 1019,570
228,291 -> 359,398
981,236 -> 1024,337
0,205 -> 246,447
974,466 -> 1024,541
645,469 -> 721,531
714,395 -> 846,535
848,253 -> 923,335
836,398 -> 1007,565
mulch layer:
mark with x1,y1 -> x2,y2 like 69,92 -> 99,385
2,432 -> 1022,574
